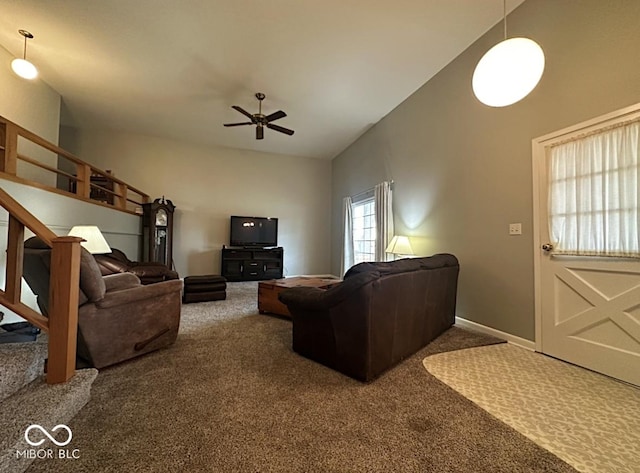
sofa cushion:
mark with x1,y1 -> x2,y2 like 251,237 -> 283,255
93,248 -> 180,284
343,258 -> 421,279
23,237 -> 98,309
343,262 -> 376,279
343,254 -> 459,280
418,253 -> 458,269
280,271 -> 379,311
79,247 -> 106,302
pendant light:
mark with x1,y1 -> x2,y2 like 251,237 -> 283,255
472,0 -> 544,107
11,29 -> 38,80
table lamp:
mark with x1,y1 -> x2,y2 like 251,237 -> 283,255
385,235 -> 414,259
68,225 -> 112,254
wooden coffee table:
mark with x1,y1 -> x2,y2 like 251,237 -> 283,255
258,276 -> 341,317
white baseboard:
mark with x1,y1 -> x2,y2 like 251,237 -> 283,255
455,316 -> 536,351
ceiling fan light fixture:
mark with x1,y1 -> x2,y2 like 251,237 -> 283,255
224,93 -> 294,139
11,29 -> 38,80
472,1 -> 544,107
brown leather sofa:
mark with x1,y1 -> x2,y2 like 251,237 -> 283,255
94,248 -> 179,285
22,237 -> 182,369
278,254 -> 459,382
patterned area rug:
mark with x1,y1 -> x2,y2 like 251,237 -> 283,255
423,343 -> 640,473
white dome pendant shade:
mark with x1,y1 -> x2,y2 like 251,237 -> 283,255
472,37 -> 545,107
11,29 -> 38,80
11,58 -> 38,80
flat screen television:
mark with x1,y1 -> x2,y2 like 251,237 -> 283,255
230,216 -> 278,248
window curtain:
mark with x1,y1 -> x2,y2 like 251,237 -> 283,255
549,120 -> 640,257
375,181 -> 394,261
341,196 -> 354,276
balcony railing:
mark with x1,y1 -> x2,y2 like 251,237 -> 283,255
0,115 -> 149,213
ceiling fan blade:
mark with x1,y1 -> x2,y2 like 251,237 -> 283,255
265,110 -> 286,122
267,123 -> 295,136
256,125 -> 264,140
232,105 -> 255,121
223,122 -> 253,127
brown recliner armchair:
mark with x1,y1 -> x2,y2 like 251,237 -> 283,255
93,248 -> 179,285
278,254 -> 459,382
22,237 -> 182,369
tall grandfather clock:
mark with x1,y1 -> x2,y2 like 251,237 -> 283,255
142,197 -> 175,268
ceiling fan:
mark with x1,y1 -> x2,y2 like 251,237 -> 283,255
224,93 -> 295,140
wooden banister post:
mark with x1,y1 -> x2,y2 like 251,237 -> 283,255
76,163 -> 91,198
5,215 -> 24,303
116,183 -> 128,210
0,122 -> 18,175
47,236 -> 82,384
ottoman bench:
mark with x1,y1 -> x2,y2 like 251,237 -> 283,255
183,275 -> 227,303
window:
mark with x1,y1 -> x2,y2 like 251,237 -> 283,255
352,198 -> 376,264
549,119 -> 640,257
341,181 -> 393,275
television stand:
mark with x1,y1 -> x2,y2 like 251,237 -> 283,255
221,246 -> 283,281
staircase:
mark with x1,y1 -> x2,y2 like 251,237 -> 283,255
0,117 -> 151,472
0,186 -> 96,472
0,340 -> 97,473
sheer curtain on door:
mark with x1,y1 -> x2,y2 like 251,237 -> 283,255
549,119 -> 640,257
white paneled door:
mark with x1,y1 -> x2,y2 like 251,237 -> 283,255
533,104 -> 640,387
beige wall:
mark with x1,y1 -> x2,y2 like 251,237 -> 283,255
331,0 -> 640,340
61,127 -> 333,278
0,46 -> 60,142
0,45 -> 141,253
0,46 -> 141,323
0,45 -> 61,186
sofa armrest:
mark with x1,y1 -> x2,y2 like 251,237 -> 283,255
278,286 -> 328,310
95,279 -> 183,310
279,271 -> 379,311
103,273 -> 141,292
130,261 -> 171,268
94,256 -> 129,275
127,266 -> 179,280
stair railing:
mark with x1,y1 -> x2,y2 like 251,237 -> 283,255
0,188 -> 81,384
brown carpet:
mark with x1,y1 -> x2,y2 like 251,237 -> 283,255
27,298 -> 577,472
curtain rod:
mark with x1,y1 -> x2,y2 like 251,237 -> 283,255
349,180 -> 394,200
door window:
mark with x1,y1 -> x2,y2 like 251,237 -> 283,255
549,120 -> 640,257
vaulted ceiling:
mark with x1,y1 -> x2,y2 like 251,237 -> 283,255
0,0 -> 525,159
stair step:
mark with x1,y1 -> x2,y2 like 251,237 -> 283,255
0,368 -> 97,473
0,341 -> 48,402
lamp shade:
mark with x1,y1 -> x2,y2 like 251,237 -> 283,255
472,37 -> 545,107
11,58 -> 38,80
385,235 -> 414,255
68,226 -> 112,254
